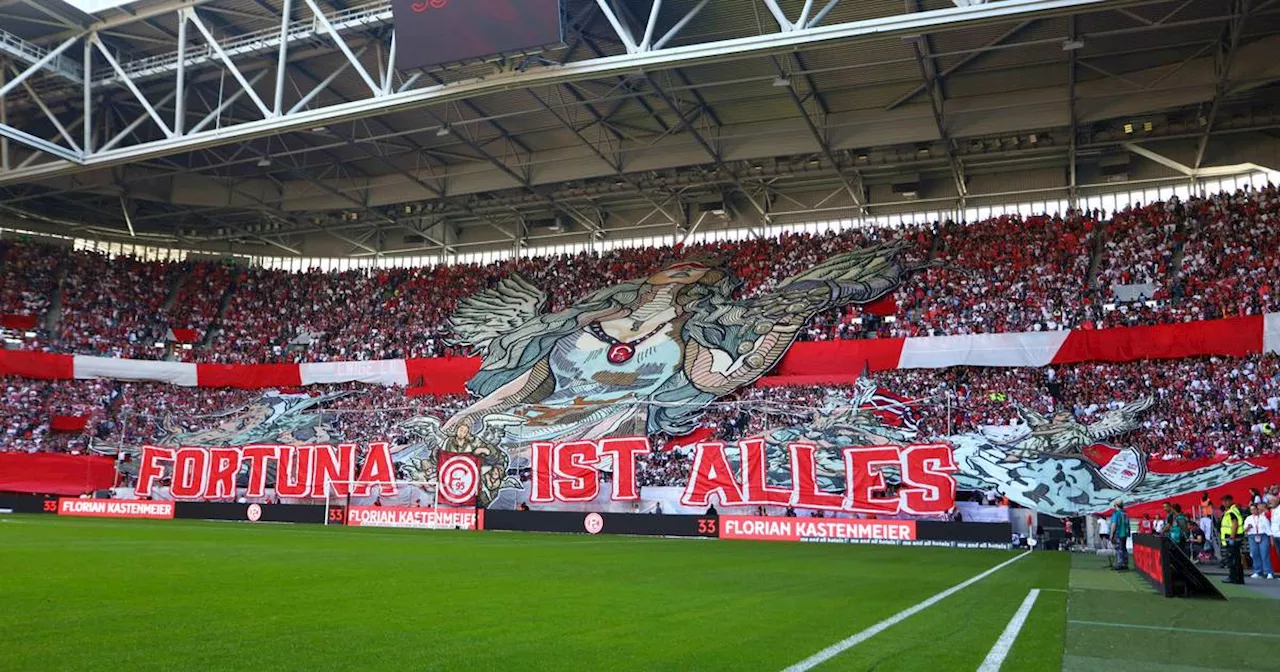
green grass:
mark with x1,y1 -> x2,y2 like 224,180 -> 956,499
1063,554 -> 1280,672
0,516 -> 1077,671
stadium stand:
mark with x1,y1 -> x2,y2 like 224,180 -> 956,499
2,185 -> 1278,364
3,186 -> 1280,464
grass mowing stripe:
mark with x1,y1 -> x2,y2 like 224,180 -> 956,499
1068,620 -> 1280,639
976,589 -> 1040,672
780,550 -> 1031,672
4,517 -> 1026,671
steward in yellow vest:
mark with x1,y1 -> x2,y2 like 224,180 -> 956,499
1219,494 -> 1246,584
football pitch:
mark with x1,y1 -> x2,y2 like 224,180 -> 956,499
1,516 -> 1277,671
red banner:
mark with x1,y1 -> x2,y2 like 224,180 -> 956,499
167,328 -> 200,343
769,338 -> 907,379
1,313 -> 38,329
57,498 -> 174,519
1121,455 -> 1280,520
0,453 -> 116,495
50,415 -> 89,432
0,314 -> 1274,391
196,362 -> 302,389
719,516 -> 917,542
863,294 -> 897,317
0,350 -> 73,380
405,356 -> 481,395
1052,315 -> 1263,364
345,506 -> 481,530
135,443 -> 397,500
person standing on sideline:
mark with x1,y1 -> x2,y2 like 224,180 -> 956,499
1111,500 -> 1131,571
1244,503 -> 1274,579
1220,494 -> 1247,584
1271,499 -> 1280,574
1197,492 -> 1216,560
1165,502 -> 1190,557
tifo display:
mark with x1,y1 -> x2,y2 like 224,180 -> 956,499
7,219 -> 1280,523
7,188 -> 1280,524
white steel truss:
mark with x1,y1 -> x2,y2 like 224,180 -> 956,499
0,0 -> 1160,188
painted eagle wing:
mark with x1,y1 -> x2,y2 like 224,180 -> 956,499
1086,396 -> 1154,440
448,274 -> 548,355
739,242 -> 908,324
1013,402 -> 1049,428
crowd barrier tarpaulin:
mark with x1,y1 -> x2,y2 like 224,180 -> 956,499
0,453 -> 117,496
484,510 -> 718,538
57,498 -> 174,519
0,313 -> 1274,391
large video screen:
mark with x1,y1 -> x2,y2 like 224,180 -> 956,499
392,0 -> 563,71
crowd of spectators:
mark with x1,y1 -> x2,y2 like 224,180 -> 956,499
0,240 -> 65,326
7,184 -> 1280,492
1,184 -> 1276,362
55,252 -> 185,359
1,376 -> 113,454
6,356 -> 1280,475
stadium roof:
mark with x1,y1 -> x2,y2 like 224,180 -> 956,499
0,0 -> 1278,258
63,0 -> 145,12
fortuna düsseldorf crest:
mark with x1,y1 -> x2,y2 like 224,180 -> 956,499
438,452 -> 481,506
606,343 -> 634,364
587,322 -> 664,365
1083,444 -> 1148,491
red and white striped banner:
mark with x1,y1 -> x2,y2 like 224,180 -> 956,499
0,313 -> 1275,392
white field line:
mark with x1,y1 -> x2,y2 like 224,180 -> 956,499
977,589 -> 1041,672
781,551 -> 1032,672
1068,620 -> 1280,639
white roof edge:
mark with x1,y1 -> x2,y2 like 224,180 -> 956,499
64,0 -> 145,14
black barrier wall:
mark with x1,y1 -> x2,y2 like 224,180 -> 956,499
4,498 -> 1013,550
0,494 -> 58,514
917,521 -> 1012,545
174,502 -> 328,524
484,510 -> 718,537
1133,534 -> 1226,599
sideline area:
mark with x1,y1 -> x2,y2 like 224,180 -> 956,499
1063,553 -> 1280,671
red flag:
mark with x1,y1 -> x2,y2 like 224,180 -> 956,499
664,427 -> 715,452
437,452 -> 481,506
863,294 -> 897,316
50,415 -> 89,432
1,314 -> 38,329
859,389 -> 919,432
166,328 -> 200,343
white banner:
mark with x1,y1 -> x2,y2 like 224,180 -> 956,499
74,355 -> 198,386
899,330 -> 1070,369
299,360 -> 409,387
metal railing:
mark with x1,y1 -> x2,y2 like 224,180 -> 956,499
0,26 -> 82,81
94,0 -> 393,87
